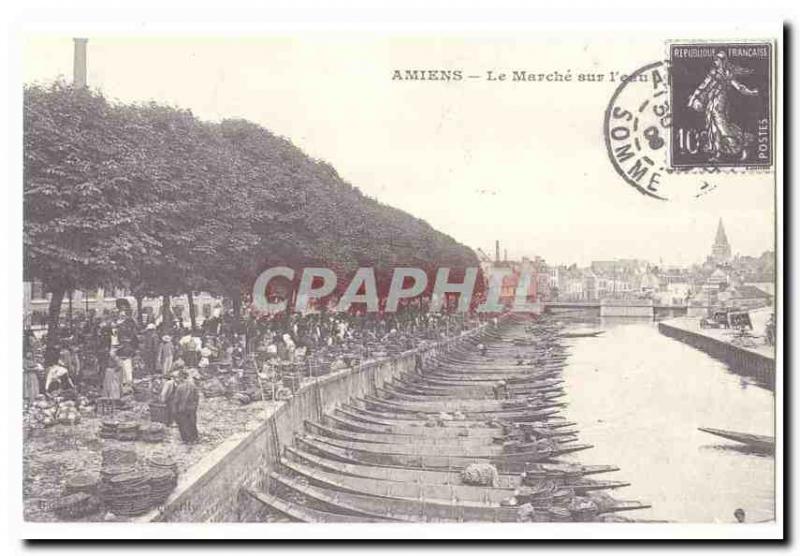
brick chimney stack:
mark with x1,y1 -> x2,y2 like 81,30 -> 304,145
73,38 -> 88,88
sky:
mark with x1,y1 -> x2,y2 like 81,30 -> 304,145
22,35 -> 777,268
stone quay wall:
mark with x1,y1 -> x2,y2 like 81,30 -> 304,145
658,320 -> 775,387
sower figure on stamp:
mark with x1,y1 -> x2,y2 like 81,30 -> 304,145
173,369 -> 199,443
688,51 -> 759,162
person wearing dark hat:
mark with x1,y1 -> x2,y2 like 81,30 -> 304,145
173,368 -> 199,443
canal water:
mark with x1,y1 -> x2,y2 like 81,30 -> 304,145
559,317 -> 775,523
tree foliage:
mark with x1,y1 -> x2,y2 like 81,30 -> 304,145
24,82 -> 480,321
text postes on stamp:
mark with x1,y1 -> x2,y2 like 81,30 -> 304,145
670,42 -> 772,169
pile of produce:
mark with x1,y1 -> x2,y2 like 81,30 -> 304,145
27,396 -> 83,428
95,397 -> 128,416
202,377 -> 227,398
460,463 -> 498,487
232,391 -> 256,404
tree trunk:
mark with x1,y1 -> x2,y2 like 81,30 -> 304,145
232,293 -> 242,320
161,294 -> 173,330
67,289 -> 73,334
45,284 -> 66,366
134,294 -> 144,326
187,291 -> 197,331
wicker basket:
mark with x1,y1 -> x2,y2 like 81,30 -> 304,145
148,402 -> 169,424
96,398 -> 117,416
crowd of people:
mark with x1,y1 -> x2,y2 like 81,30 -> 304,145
23,300 -> 478,443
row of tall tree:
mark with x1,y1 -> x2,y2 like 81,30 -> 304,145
24,83 -> 479,363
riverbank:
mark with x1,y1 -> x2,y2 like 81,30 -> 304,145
657,314 -> 775,388
23,392 -> 277,522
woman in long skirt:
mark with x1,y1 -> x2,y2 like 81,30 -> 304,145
23,352 -> 40,406
102,357 -> 123,400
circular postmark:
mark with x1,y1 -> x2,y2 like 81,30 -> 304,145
604,61 -> 719,201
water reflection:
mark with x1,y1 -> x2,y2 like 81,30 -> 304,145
557,316 -> 775,523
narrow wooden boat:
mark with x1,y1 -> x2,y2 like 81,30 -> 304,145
377,385 -> 493,403
407,374 -> 562,388
435,360 -> 567,372
385,382 -> 495,399
295,434 -> 564,471
377,386 -> 565,408
244,488 -> 397,523
305,420 -> 577,449
285,444 -> 524,488
357,396 -> 562,422
436,356 -> 566,364
281,456 -> 520,505
561,330 -> 604,338
325,412 -> 576,443
698,427 -> 775,452
327,411 -> 503,438
360,392 -> 554,413
301,432 -> 591,464
361,394 -> 564,417
338,403 -> 575,430
285,445 -> 629,493
265,472 -> 649,523
405,369 -> 563,385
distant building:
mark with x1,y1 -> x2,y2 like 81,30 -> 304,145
557,266 -> 587,301
729,284 -> 773,309
477,242 -> 541,306
709,218 -> 732,264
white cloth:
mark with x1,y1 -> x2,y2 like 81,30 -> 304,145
120,357 -> 133,385
45,365 -> 70,391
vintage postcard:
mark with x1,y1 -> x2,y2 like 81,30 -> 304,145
17,25 -> 782,540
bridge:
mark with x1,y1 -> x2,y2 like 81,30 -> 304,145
542,300 -> 708,318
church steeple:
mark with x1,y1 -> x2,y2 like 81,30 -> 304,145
711,218 -> 731,263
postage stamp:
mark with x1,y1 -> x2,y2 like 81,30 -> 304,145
669,42 -> 773,169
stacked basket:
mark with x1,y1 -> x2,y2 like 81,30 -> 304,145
145,452 -> 178,475
98,419 -> 119,439
63,473 -> 100,496
147,468 -> 177,506
102,447 -> 138,467
116,421 -> 140,441
51,492 -> 101,520
140,422 -> 167,443
102,471 -> 152,516
99,448 -> 138,509
98,420 -> 140,441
